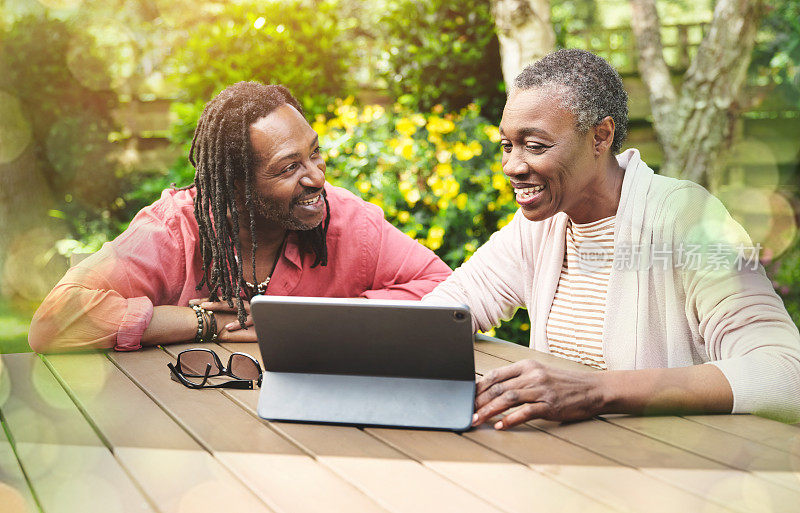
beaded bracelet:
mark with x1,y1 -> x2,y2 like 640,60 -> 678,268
205,310 -> 218,343
191,304 -> 204,343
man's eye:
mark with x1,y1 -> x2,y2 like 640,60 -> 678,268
283,162 -> 299,173
500,142 -> 512,152
526,143 -> 547,153
311,146 -> 321,156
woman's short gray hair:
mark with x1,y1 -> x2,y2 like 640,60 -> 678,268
513,49 -> 628,154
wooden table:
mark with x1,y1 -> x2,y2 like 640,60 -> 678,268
1,337 -> 799,513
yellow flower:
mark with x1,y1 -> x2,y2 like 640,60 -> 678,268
482,125 -> 501,143
357,181 -> 371,193
492,172 -> 508,191
406,229 -> 417,239
426,226 -> 445,250
497,212 -> 516,229
312,115 -> 328,137
426,116 -> 455,134
434,162 -> 452,177
468,140 -> 482,156
396,117 -> 417,137
392,138 -> 415,160
355,142 -> 367,156
369,197 -> 383,209
411,114 -> 426,126
520,323 -> 530,331
487,201 -> 496,211
328,147 -> 340,158
397,210 -> 411,223
437,198 -> 449,210
403,188 -> 420,206
456,193 -> 468,210
453,141 -> 473,161
436,149 -> 452,164
442,177 -> 459,198
361,105 -> 385,123
432,104 -> 444,114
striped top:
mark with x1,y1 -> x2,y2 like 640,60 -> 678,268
546,216 -> 615,369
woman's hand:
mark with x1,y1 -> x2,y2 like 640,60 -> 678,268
473,359 -> 607,429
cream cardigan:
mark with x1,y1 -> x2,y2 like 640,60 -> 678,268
425,149 -> 800,421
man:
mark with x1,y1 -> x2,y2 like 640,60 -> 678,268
29,82 -> 451,352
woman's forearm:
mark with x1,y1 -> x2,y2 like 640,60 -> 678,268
599,364 -> 734,416
140,305 -> 198,346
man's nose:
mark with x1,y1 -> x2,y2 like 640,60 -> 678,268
300,161 -> 326,188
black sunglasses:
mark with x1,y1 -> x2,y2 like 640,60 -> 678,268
167,348 -> 263,390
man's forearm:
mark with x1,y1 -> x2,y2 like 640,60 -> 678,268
140,305 -> 198,346
599,364 -> 734,416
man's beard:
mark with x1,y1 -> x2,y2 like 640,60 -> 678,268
251,189 -> 323,231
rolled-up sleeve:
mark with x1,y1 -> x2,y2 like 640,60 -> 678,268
29,206 -> 187,353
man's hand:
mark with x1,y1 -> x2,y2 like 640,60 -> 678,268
472,359 -> 606,430
189,298 -> 253,331
188,298 -> 256,342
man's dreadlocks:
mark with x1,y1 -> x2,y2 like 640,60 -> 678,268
183,82 -> 331,327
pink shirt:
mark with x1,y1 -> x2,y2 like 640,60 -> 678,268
29,184 -> 452,352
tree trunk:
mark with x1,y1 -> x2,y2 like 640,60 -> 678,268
630,0 -> 764,186
491,0 -> 555,87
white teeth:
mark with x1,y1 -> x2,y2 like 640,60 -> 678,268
297,195 -> 319,206
514,185 -> 545,195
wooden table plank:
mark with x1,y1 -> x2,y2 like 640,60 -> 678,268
367,426 -> 617,513
213,342 -> 504,513
537,417 -> 800,513
0,409 -> 39,513
44,352 -> 273,513
1,353 -> 154,513
605,415 -> 800,492
464,423 -> 733,513
110,346 -> 388,513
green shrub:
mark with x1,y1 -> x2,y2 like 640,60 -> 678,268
379,0 -> 505,120
167,0 -> 353,128
766,241 -> 800,326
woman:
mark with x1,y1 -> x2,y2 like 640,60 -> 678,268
424,49 -> 800,426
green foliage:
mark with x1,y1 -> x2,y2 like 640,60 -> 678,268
766,242 -> 800,326
0,298 -> 33,354
0,14 -> 123,239
168,0 -> 353,118
751,0 -> 800,106
379,0 -> 505,120
552,0 -> 600,46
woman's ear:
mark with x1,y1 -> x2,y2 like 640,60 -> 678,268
593,116 -> 616,156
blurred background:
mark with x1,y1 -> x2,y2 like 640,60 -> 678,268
1,0 -> 798,351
